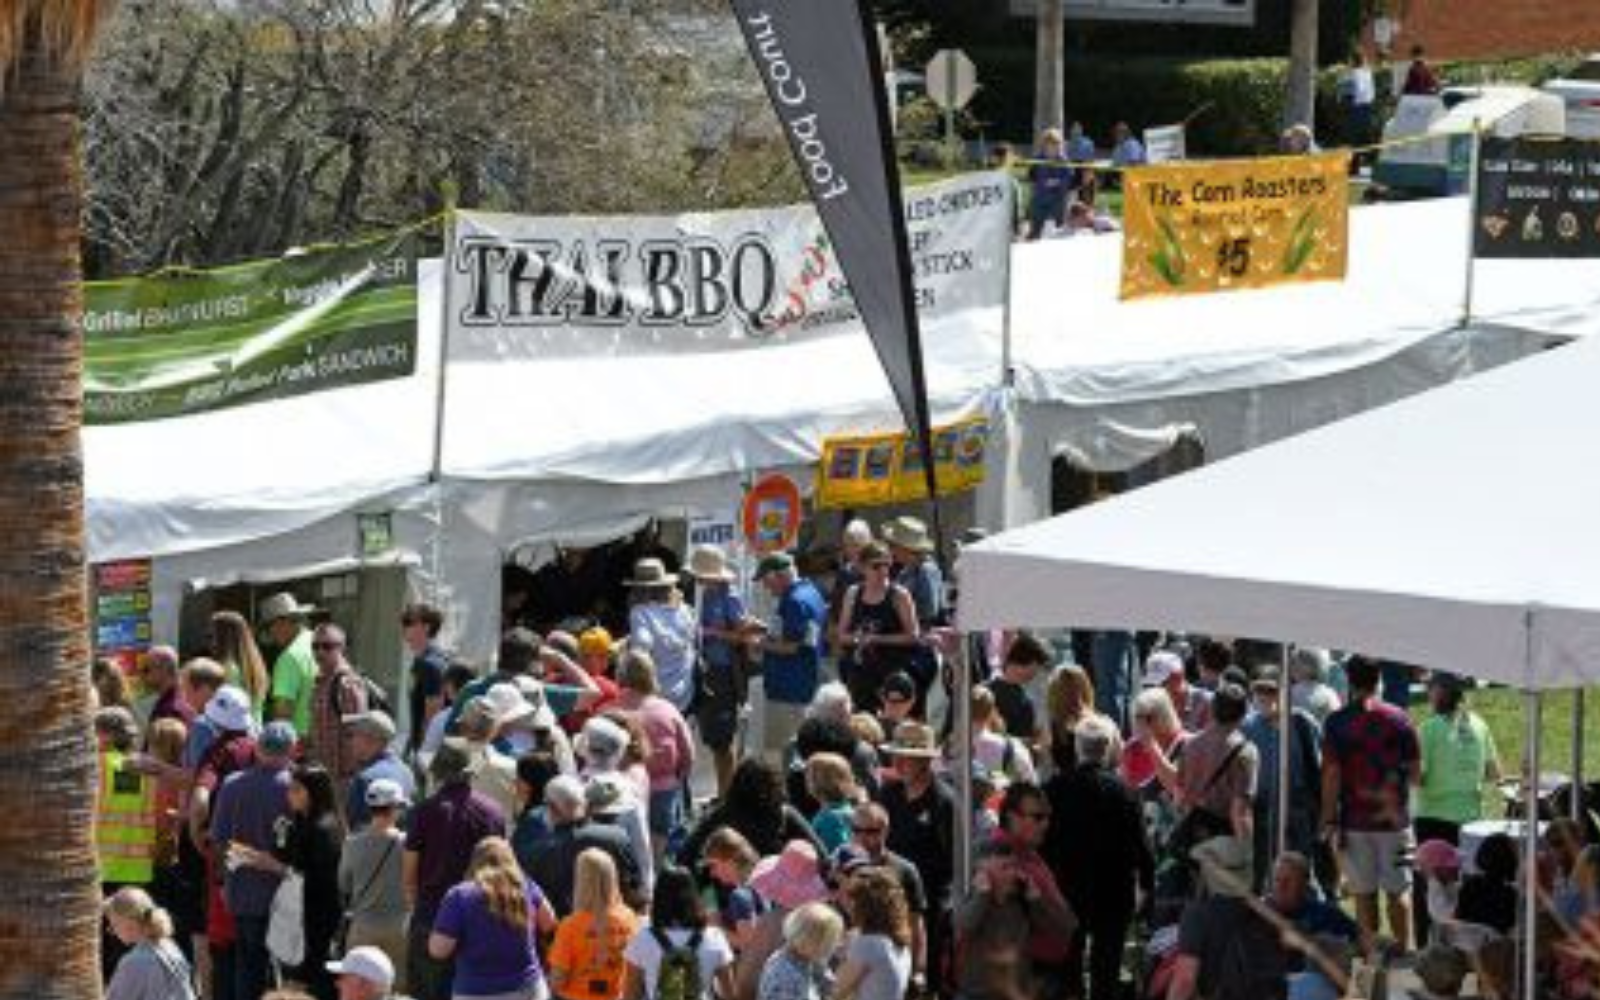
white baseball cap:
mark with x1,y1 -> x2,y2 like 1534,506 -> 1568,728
364,777 -> 410,810
203,685 -> 254,733
1142,651 -> 1184,688
326,946 -> 394,991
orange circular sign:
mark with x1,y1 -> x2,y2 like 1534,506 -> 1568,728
741,473 -> 804,555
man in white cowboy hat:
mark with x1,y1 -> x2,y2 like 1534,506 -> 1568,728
752,551 -> 829,758
880,516 -> 944,629
880,721 -> 956,994
624,556 -> 697,715
259,590 -> 320,735
452,690 -> 522,818
1165,835 -> 1288,1000
689,544 -> 749,795
507,674 -> 578,774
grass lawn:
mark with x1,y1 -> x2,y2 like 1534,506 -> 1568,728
1448,685 -> 1600,816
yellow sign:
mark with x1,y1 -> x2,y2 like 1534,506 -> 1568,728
816,417 -> 989,510
1120,152 -> 1350,300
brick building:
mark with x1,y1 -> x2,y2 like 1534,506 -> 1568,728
1386,0 -> 1600,60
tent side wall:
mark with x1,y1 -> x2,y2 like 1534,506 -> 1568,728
990,323 -> 1556,528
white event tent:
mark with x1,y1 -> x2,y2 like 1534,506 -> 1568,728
958,333 -> 1600,688
992,196 -> 1596,525
959,333 -> 1600,1000
83,193 -> 1600,668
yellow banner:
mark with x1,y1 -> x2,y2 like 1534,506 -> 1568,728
1120,152 -> 1350,300
816,417 -> 989,510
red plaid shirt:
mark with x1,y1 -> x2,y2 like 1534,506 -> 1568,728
309,665 -> 367,781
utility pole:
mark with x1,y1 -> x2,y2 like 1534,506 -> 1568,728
1034,0 -> 1064,139
1286,0 -> 1319,130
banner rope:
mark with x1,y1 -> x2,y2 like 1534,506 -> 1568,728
85,211 -> 450,287
1003,129 -> 1458,173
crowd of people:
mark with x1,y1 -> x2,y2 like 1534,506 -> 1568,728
991,40 -> 1455,240
990,120 -> 1137,241
87,513 -> 1600,1000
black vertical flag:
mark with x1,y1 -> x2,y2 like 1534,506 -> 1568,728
729,0 -> 943,546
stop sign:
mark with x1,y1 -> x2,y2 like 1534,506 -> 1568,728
926,49 -> 977,110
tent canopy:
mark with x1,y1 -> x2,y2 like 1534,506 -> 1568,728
1009,197 -> 1600,408
958,334 -> 1600,690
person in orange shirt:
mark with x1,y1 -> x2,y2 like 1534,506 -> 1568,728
548,849 -> 641,1000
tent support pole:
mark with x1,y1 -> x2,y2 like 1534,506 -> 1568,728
1277,644 -> 1291,862
428,208 -> 459,604
953,632 -> 973,901
1000,208 -> 1015,389
1461,119 -> 1482,328
1574,691 -> 1586,823
1522,681 -> 1541,1000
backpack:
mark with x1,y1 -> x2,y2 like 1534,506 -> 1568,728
1210,902 -> 1287,1000
650,926 -> 703,1000
328,668 -> 393,719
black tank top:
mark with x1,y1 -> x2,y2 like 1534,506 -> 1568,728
852,584 -> 908,640
850,585 -> 913,674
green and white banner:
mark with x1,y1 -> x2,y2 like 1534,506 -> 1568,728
84,235 -> 419,425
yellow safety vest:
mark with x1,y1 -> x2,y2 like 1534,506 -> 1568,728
96,748 -> 156,884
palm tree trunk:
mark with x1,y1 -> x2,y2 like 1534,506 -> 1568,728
0,20 -> 104,1000
1286,0 -> 1320,130
1034,0 -> 1064,139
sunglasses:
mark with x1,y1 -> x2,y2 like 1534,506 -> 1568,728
312,642 -> 342,652
1018,810 -> 1052,822
869,562 -> 892,571
851,825 -> 886,835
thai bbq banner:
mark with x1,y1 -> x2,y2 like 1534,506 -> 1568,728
1476,137 -> 1600,258
815,416 -> 989,510
1120,152 -> 1349,300
84,234 -> 419,424
445,171 -> 1012,361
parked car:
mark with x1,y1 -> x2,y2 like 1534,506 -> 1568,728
1374,85 -> 1565,198
1542,55 -> 1600,139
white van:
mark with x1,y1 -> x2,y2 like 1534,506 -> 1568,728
1542,55 -> 1600,139
1374,85 -> 1566,197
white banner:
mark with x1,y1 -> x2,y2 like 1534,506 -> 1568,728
446,171 -> 1012,360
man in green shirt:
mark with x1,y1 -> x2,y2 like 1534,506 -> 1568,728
1413,671 -> 1500,943
260,591 -> 318,735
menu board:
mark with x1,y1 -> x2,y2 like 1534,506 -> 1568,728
1476,137 -> 1600,259
94,559 -> 153,668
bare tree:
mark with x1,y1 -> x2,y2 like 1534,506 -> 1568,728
1034,0 -> 1064,140
82,0 -> 799,276
1286,0 -> 1319,130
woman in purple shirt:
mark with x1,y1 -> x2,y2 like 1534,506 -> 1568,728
430,837 -> 558,1000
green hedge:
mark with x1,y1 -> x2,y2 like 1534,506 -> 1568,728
969,53 -> 1302,156
961,50 -> 1590,159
